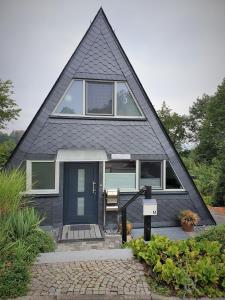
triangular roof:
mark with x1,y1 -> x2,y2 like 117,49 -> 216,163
7,8 -> 214,226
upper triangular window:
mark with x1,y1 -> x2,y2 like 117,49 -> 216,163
54,80 -> 83,115
53,80 -> 143,118
116,82 -> 142,117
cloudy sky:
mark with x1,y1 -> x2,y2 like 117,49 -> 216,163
0,0 -> 225,132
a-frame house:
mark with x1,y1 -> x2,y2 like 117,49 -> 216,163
7,8 -> 215,229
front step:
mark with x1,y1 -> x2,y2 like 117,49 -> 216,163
36,248 -> 133,264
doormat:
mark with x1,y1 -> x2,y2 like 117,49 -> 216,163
70,224 -> 91,231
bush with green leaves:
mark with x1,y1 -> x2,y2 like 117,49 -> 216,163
195,223 -> 225,250
126,235 -> 225,297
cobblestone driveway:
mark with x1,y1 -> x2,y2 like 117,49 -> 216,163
28,259 -> 151,297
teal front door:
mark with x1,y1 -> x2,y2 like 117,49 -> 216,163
63,162 -> 98,224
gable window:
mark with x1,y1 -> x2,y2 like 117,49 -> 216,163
166,161 -> 183,189
117,82 -> 142,116
105,160 -> 136,191
53,80 -> 143,118
54,80 -> 83,115
86,81 -> 113,115
26,161 -> 59,193
140,161 -> 162,189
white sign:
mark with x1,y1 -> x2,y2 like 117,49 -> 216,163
143,199 -> 157,216
111,154 -> 131,160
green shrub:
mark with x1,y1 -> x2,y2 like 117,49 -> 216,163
0,169 -> 27,214
7,207 -> 43,240
195,224 -> 225,250
126,235 -> 225,297
0,205 -> 55,298
0,258 -> 29,299
24,230 -> 55,259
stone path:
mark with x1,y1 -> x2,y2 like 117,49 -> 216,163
28,259 -> 151,297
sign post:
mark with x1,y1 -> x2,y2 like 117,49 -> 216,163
143,186 -> 157,241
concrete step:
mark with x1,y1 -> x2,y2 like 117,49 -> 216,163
36,248 -> 133,264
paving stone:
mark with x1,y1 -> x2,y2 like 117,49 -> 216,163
28,259 -> 151,297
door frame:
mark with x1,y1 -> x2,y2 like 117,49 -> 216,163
62,162 -> 100,225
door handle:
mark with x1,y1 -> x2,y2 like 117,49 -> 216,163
92,181 -> 96,194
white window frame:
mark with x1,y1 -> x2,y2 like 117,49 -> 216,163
104,160 -> 139,192
139,160 -> 163,190
26,160 -> 59,194
163,160 -> 185,191
103,159 -> 185,192
52,79 -> 145,119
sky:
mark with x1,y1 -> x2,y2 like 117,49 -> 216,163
0,0 -> 225,133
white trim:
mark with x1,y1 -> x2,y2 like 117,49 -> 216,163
121,82 -> 144,117
102,161 -> 106,190
136,160 -> 140,190
82,79 -> 85,115
85,80 -> 114,116
163,159 -> 166,190
52,79 -> 84,116
111,154 -> 131,160
114,81 -> 117,115
163,160 -> 185,191
26,160 -> 59,194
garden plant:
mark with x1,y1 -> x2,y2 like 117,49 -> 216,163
0,169 -> 55,299
125,226 -> 225,298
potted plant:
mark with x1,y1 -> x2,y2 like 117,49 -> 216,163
118,220 -> 133,235
179,210 -> 200,232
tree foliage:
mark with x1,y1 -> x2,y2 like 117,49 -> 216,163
0,80 -> 21,130
158,78 -> 225,206
157,101 -> 188,152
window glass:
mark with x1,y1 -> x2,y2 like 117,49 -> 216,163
166,161 -> 182,189
117,82 -> 142,116
32,162 -> 55,190
77,197 -> 84,216
55,80 -> 83,114
140,161 -> 162,188
86,81 -> 113,115
105,161 -> 136,190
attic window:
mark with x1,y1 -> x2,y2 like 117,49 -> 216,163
86,81 -> 113,115
54,80 -> 83,115
53,80 -> 143,118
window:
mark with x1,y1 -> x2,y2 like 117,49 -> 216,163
140,161 -> 162,189
105,160 -> 136,190
117,82 -> 141,116
166,161 -> 183,189
86,81 -> 113,115
26,161 -> 58,193
54,80 -> 83,115
53,80 -> 143,118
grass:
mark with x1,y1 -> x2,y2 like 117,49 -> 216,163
0,169 -> 27,214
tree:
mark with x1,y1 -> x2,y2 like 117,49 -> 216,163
188,94 -> 211,142
194,79 -> 225,163
157,101 -> 188,152
0,79 -> 21,129
0,139 -> 16,168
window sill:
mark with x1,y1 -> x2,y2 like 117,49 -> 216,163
23,190 -> 59,195
50,114 -> 146,121
118,189 -> 187,195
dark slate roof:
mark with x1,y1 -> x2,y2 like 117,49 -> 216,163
28,119 -> 165,155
